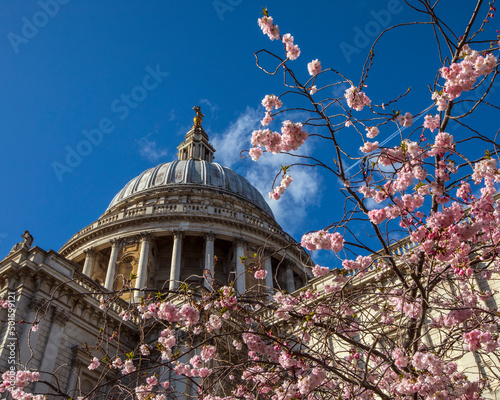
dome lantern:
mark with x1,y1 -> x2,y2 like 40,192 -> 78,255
177,106 -> 215,162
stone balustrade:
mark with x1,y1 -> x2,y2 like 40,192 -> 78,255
63,200 -> 296,253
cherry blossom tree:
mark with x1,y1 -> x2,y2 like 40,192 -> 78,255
4,1 -> 500,399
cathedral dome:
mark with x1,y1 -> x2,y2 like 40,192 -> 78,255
58,108 -> 309,304
106,159 -> 274,218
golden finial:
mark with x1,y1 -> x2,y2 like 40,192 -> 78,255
193,106 -> 204,127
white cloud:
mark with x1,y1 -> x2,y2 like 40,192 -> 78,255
137,127 -> 169,163
211,107 -> 322,237
199,99 -> 219,117
211,106 -> 261,167
168,109 -> 175,121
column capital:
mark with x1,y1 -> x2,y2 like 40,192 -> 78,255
83,247 -> 95,255
110,238 -> 122,246
204,232 -> 215,242
235,239 -> 247,248
172,230 -> 185,240
140,231 -> 152,241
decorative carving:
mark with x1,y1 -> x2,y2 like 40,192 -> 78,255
52,308 -> 70,326
9,230 -> 33,254
28,296 -> 46,311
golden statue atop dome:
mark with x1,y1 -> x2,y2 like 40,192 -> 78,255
193,106 -> 204,127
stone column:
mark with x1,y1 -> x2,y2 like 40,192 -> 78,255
82,247 -> 95,276
104,239 -> 121,290
204,233 -> 215,289
169,231 -> 184,290
134,232 -> 151,301
264,256 -> 273,293
235,240 -> 246,295
286,265 -> 296,293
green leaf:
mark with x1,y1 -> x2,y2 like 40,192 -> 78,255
281,164 -> 290,174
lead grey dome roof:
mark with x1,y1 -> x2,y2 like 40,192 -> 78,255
107,160 -> 274,218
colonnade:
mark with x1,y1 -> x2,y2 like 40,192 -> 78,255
81,231 -> 300,299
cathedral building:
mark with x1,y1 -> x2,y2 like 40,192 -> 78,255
0,110 -> 310,398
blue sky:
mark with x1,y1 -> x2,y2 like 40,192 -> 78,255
1,1 -> 499,266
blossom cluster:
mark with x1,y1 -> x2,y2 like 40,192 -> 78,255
0,370 -> 45,400
396,111 -> 413,127
250,120 -> 309,161
344,86 -> 371,111
269,174 -> 293,200
301,230 -> 344,252
257,15 -> 280,40
423,114 -> 440,132
282,33 -> 300,60
432,45 -> 497,110
307,59 -> 321,76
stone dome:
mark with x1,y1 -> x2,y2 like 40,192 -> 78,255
107,159 -> 274,218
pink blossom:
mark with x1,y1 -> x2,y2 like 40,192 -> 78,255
179,304 -> 200,326
122,360 -> 136,375
161,381 -> 170,389
282,34 -> 300,60
360,141 -> 379,153
366,126 -> 379,138
312,265 -> 329,277
301,230 -> 344,252
261,94 -> 283,112
249,147 -> 263,161
423,114 -> 440,132
88,357 -> 100,371
307,59 -> 321,76
140,344 -> 151,356
190,355 -> 203,368
430,132 -> 454,156
368,208 -> 387,224
280,120 -> 308,152
254,269 -> 267,279
257,15 -> 280,40
344,86 -> 371,111
396,112 -> 413,127
200,345 -> 217,361
112,357 -> 123,369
